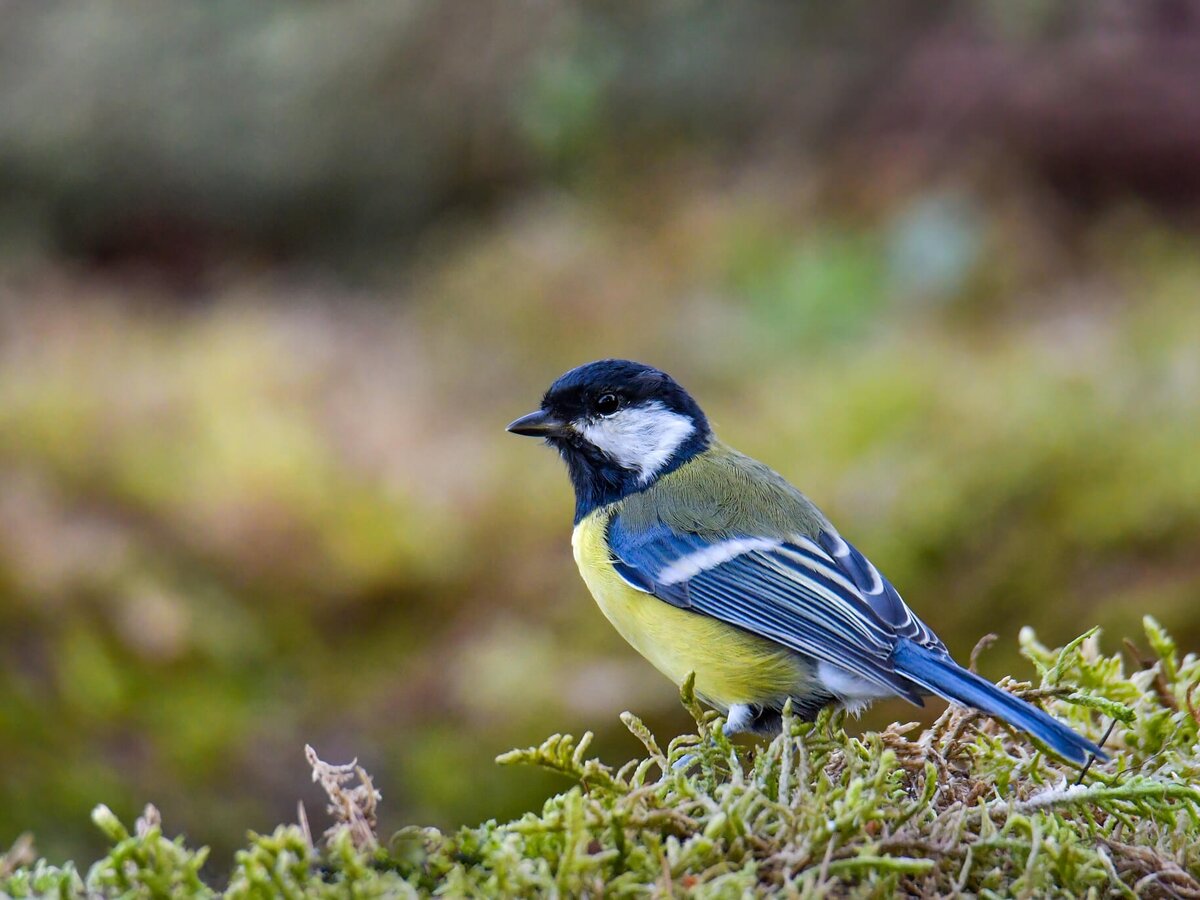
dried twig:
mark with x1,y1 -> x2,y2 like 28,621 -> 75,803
0,834 -> 35,879
1124,639 -> 1178,711
305,744 -> 381,852
1186,680 -> 1200,727
968,633 -> 998,674
135,804 -> 162,839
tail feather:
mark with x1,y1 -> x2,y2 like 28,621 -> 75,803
892,640 -> 1106,766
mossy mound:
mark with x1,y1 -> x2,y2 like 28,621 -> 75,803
3,619 -> 1198,898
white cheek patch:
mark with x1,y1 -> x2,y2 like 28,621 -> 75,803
577,401 -> 696,484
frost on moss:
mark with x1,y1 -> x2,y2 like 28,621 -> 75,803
3,618 -> 1199,898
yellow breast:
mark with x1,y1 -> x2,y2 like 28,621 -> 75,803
571,508 -> 814,710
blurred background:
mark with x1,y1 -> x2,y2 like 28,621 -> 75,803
2,0 -> 1199,867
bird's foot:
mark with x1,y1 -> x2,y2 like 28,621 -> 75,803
671,705 -> 784,773
671,751 -> 701,773
723,703 -> 782,737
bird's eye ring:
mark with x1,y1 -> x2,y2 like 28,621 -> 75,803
595,393 -> 620,416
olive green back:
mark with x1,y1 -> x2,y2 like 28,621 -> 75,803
615,442 -> 831,539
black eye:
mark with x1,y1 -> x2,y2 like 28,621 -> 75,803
595,393 -> 620,416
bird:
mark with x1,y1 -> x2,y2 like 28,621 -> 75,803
506,359 -> 1105,765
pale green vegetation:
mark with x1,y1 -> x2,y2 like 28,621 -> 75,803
3,621 -> 1197,897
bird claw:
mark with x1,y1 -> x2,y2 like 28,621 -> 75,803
671,752 -> 700,773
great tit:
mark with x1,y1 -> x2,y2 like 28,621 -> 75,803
508,359 -> 1104,765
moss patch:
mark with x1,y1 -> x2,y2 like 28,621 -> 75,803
4,619 -> 1199,897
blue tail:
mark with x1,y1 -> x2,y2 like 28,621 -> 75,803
892,640 -> 1106,766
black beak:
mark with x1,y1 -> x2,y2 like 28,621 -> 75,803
506,409 -> 569,438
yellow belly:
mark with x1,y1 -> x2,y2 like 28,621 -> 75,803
572,509 -> 815,710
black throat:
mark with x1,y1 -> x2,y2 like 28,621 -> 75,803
550,428 -> 710,523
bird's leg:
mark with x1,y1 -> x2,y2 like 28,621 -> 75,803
671,751 -> 702,772
722,704 -> 757,737
723,703 -> 782,737
673,704 -> 775,772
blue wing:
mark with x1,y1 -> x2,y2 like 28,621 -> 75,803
606,510 -> 1107,764
813,529 -> 946,652
607,515 -> 946,705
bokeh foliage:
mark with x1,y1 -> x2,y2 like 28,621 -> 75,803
1,0 -> 1199,868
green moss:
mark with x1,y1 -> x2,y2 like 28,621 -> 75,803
3,620 -> 1198,897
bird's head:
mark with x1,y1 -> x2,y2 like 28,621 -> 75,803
507,359 -> 712,518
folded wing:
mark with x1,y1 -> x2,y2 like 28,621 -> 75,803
607,516 -> 946,706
